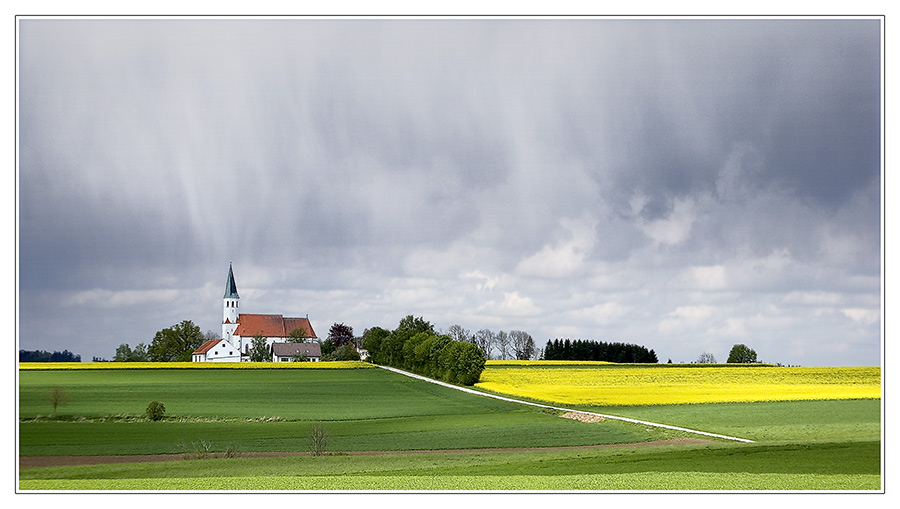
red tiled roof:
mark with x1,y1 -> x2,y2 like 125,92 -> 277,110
284,317 -> 316,339
193,339 -> 222,355
234,314 -> 316,339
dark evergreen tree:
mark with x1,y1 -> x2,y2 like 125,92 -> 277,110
542,339 -> 657,363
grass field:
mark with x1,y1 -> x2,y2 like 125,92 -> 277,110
18,363 -> 882,491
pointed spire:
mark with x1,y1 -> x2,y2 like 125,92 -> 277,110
224,262 -> 239,299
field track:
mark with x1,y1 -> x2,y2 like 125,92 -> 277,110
379,366 -> 756,443
19,437 -> 713,469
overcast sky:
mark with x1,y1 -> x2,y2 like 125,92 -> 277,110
17,17 -> 882,365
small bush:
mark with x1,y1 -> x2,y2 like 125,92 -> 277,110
46,386 -> 69,417
146,401 -> 166,421
176,439 -> 211,460
308,425 -> 329,456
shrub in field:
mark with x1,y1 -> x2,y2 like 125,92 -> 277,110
308,425 -> 329,456
46,386 -> 69,417
177,439 -> 212,460
146,401 -> 166,421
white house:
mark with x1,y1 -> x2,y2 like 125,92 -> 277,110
192,263 -> 319,362
192,338 -> 241,363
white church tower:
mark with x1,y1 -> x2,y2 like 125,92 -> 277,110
223,262 -> 240,349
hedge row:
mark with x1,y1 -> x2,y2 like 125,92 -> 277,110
362,316 -> 486,386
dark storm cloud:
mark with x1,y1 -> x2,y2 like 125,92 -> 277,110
574,20 -> 882,219
17,18 -> 882,365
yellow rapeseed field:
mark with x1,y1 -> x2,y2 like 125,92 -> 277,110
18,361 -> 374,370
476,365 -> 881,406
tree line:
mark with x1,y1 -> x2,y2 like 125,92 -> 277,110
695,344 -> 760,364
19,349 -> 82,363
362,315 -> 486,385
542,339 -> 658,363
446,324 -> 537,360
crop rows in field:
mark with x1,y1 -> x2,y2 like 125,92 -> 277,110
475,365 -> 881,406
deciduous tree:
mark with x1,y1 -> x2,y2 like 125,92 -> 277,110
474,329 -> 495,359
495,330 -> 511,360
249,334 -> 270,362
149,320 -> 204,362
114,342 -> 149,362
697,352 -> 717,364
288,326 -> 311,343
361,327 -> 390,362
510,330 -> 535,360
46,386 -> 68,417
727,344 -> 758,363
447,324 -> 471,344
327,323 -> 354,348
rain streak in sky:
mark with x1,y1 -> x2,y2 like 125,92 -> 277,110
17,18 -> 882,365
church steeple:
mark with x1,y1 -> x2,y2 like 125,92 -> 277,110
224,262 -> 239,299
223,262 -> 240,346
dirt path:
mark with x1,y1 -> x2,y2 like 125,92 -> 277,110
20,437 -> 713,469
378,366 -> 755,443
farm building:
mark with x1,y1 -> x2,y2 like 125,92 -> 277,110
273,342 -> 322,362
192,263 -> 319,362
191,338 -> 240,363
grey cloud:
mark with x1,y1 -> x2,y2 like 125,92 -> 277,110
17,18 -> 882,365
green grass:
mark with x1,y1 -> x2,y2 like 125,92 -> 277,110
19,368 -> 679,457
19,440 -> 881,490
19,473 -> 881,491
18,366 -> 882,491
580,399 -> 882,442
20,368 -> 498,420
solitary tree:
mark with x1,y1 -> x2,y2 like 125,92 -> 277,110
697,352 -> 717,364
46,386 -> 68,417
149,320 -> 205,362
308,425 -> 329,456
727,344 -> 758,363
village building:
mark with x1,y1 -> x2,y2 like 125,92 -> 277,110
273,342 -> 322,362
192,263 -> 318,362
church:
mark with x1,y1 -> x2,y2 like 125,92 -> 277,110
191,263 -> 319,362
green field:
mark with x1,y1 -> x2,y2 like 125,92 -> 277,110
18,365 -> 882,491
